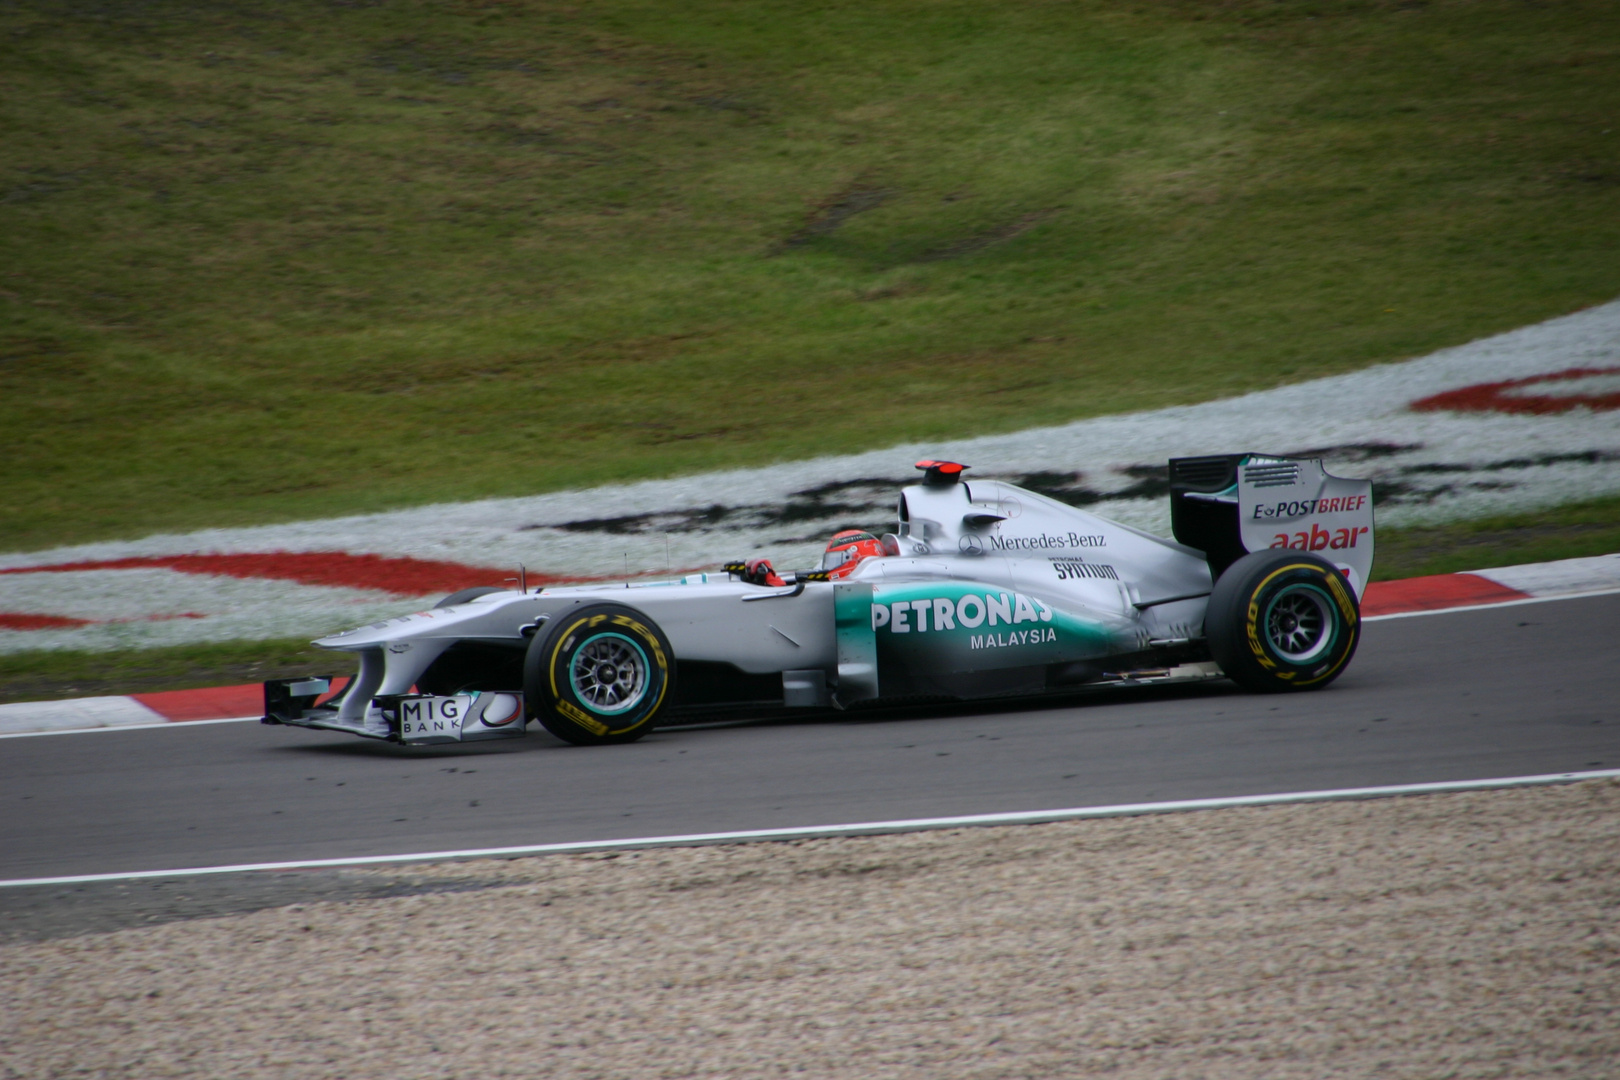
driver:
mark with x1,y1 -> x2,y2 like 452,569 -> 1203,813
821,529 -> 887,579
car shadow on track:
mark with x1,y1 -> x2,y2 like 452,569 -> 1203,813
264,679 -> 1245,759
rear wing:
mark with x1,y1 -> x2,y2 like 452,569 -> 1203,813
1169,454 -> 1374,598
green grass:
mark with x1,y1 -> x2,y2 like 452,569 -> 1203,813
3,0 -> 1619,551
0,636 -> 330,705
1371,494 -> 1620,581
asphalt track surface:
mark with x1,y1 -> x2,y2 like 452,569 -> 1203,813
3,595 -> 1617,885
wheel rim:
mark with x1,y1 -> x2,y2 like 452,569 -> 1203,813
1263,584 -> 1335,663
569,632 -> 650,715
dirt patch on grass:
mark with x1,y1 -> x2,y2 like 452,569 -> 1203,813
915,208 -> 1059,262
4,780 -> 1615,1078
777,186 -> 891,250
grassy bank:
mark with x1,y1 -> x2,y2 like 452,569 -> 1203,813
1370,494 -> 1620,580
0,636 -> 331,705
3,0 -> 1618,551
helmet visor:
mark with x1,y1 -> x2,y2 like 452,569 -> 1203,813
821,547 -> 853,570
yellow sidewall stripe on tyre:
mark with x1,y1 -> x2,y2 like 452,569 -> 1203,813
555,699 -> 608,737
1325,572 -> 1358,626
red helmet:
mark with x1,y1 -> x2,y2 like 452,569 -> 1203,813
822,529 -> 886,578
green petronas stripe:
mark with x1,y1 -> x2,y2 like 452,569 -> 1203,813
862,581 -> 1132,657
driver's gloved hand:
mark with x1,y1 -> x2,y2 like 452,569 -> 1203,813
724,558 -> 786,587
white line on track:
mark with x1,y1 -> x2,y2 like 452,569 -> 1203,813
4,768 -> 1617,890
0,715 -> 261,740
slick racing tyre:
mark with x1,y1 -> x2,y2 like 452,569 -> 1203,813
525,603 -> 674,745
1206,549 -> 1360,694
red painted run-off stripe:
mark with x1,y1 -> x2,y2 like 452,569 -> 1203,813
0,612 -> 208,631
1360,573 -> 1529,616
0,613 -> 93,630
0,552 -> 560,599
133,678 -> 353,721
121,572 -> 1540,723
133,683 -> 266,722
1409,365 -> 1620,416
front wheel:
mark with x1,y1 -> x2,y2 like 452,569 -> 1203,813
1205,549 -> 1360,693
524,603 -> 675,745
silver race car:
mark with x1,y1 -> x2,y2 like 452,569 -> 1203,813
263,454 -> 1375,746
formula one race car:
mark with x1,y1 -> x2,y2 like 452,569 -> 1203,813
263,454 -> 1374,746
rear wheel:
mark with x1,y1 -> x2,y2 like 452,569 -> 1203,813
524,603 -> 674,745
1206,549 -> 1360,693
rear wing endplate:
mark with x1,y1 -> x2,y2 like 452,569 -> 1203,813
1169,454 -> 1375,598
